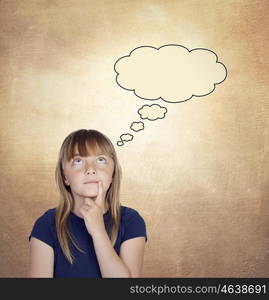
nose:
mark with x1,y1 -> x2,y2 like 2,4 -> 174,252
85,163 -> 96,175
85,168 -> 96,175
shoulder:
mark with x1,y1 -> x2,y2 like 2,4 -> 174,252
120,205 -> 144,222
31,208 -> 56,236
29,208 -> 57,248
35,208 -> 56,224
120,205 -> 145,225
43,208 -> 56,217
119,205 -> 147,242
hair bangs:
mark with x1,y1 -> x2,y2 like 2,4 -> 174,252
62,129 -> 114,162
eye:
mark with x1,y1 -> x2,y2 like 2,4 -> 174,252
72,158 -> 83,165
97,156 -> 107,164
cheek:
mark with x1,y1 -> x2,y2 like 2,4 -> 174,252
99,166 -> 114,186
103,172 -> 113,186
65,167 -> 82,183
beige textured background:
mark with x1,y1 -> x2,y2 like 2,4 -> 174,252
1,0 -> 269,277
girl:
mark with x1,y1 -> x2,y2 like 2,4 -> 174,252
28,129 -> 147,277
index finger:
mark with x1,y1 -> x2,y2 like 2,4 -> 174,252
95,181 -> 104,206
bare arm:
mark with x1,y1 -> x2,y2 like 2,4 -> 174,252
119,237 -> 145,277
91,229 -> 146,278
28,237 -> 54,278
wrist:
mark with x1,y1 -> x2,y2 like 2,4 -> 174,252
90,226 -> 108,239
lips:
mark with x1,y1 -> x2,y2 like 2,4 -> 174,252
84,181 -> 99,184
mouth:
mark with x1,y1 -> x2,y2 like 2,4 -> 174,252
84,181 -> 99,184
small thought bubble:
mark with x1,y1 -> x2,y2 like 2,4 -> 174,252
120,133 -> 133,141
117,141 -> 124,147
138,104 -> 167,121
117,133 -> 134,147
130,121 -> 144,132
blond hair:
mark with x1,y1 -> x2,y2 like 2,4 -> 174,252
55,129 -> 121,264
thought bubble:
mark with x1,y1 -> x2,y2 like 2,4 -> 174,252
138,104 -> 167,121
130,121 -> 144,132
115,44 -> 227,146
117,133 -> 133,146
114,44 -> 227,103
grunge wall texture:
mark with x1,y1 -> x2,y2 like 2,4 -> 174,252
0,0 -> 268,277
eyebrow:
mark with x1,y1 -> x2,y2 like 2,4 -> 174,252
72,153 -> 108,157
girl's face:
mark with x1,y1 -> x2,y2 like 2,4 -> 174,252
62,147 -> 114,201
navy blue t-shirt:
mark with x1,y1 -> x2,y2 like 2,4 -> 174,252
29,205 -> 147,278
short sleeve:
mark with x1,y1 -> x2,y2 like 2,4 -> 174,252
122,209 -> 147,243
29,210 -> 55,249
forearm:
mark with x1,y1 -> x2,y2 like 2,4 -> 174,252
91,229 -> 131,278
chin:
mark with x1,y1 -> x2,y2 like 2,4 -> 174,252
85,193 -> 98,198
